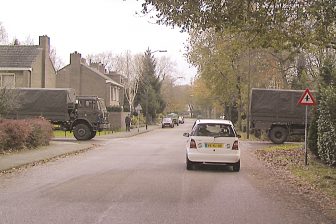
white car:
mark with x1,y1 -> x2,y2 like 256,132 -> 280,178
183,119 -> 241,171
162,117 -> 174,128
178,116 -> 184,124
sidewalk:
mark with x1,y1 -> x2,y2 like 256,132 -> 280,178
0,125 -> 160,173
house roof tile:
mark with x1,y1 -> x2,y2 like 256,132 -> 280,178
0,45 -> 40,68
83,64 -> 124,88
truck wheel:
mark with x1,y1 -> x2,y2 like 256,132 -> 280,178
269,126 -> 288,144
90,131 -> 97,139
254,129 -> 261,138
74,123 -> 91,140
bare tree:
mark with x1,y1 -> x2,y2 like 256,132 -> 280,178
0,22 -> 8,44
86,52 -> 119,72
120,51 -> 142,112
21,35 -> 34,45
50,47 -> 65,71
155,56 -> 177,81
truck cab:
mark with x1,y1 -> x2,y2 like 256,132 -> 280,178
73,96 -> 110,140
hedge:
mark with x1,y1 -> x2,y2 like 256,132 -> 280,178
0,117 -> 53,152
317,86 -> 336,166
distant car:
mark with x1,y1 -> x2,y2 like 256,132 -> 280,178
167,113 -> 179,126
178,116 -> 184,124
183,119 -> 241,171
162,117 -> 174,128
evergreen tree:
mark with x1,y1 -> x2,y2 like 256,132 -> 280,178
135,49 -> 166,124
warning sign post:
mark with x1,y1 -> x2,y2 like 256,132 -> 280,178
298,88 -> 316,165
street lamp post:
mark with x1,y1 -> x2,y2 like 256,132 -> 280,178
145,88 -> 148,130
135,104 -> 142,133
151,50 -> 167,54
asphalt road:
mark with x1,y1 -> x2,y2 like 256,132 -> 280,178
0,120 -> 334,224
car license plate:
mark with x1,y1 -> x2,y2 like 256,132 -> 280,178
205,143 -> 223,148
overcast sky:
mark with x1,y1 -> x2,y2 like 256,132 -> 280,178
0,0 -> 197,84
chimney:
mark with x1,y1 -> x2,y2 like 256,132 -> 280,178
70,51 -> 81,94
39,35 -> 50,53
90,62 -> 105,74
90,62 -> 99,70
98,63 -> 105,74
70,51 -> 81,65
39,35 -> 50,88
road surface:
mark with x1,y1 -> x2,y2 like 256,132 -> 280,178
0,120 -> 334,224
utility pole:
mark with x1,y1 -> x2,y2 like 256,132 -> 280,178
247,47 -> 251,139
145,88 -> 148,130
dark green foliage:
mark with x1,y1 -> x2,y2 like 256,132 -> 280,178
308,108 -> 319,157
135,49 -> 165,123
320,59 -> 336,86
122,96 -> 131,112
141,0 -> 336,50
317,87 -> 336,166
317,60 -> 336,166
107,106 -> 123,112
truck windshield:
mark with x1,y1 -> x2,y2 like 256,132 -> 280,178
78,100 -> 96,109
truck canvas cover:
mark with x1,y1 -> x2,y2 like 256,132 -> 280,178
250,88 -> 313,124
5,88 -> 76,121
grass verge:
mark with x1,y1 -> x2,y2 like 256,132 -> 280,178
256,143 -> 336,203
53,130 -> 116,138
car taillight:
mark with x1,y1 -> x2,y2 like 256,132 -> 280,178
190,139 -> 197,148
232,140 -> 239,150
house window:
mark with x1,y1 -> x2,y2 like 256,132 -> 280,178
0,73 -> 15,87
109,86 -> 113,105
112,87 -> 115,101
116,87 -> 119,101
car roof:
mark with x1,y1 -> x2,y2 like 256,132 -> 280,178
194,119 -> 233,126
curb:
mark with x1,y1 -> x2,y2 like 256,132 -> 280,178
0,144 -> 96,174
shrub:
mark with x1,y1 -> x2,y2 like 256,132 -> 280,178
131,114 -> 145,126
26,117 -> 53,148
308,108 -> 319,157
0,119 -> 31,151
107,106 -> 122,112
0,118 -> 53,152
317,86 -> 336,166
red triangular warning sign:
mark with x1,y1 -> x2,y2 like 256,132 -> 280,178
298,88 -> 316,106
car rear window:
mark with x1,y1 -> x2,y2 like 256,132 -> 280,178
192,123 -> 236,137
163,118 -> 171,122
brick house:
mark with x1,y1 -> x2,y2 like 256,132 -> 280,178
106,70 -> 126,108
56,52 -> 124,108
0,35 -> 56,88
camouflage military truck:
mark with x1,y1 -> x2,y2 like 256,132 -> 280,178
1,88 -> 109,140
250,88 -> 316,144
